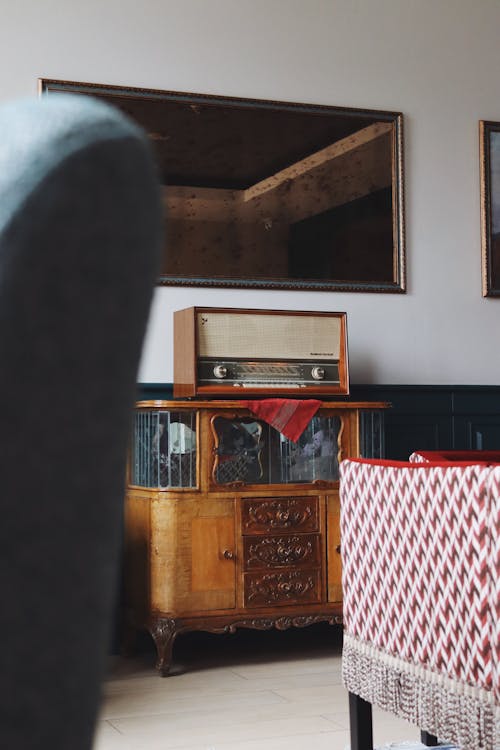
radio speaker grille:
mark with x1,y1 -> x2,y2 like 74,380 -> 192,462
197,312 -> 341,360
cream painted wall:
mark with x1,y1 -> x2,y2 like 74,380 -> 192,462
2,0 -> 499,384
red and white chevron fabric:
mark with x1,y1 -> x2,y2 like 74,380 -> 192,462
487,467 -> 500,704
340,459 -> 499,695
409,451 -> 430,463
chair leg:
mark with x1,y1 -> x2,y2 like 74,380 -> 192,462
421,730 -> 439,746
349,691 -> 374,750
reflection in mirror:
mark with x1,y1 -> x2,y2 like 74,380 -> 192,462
40,80 -> 405,292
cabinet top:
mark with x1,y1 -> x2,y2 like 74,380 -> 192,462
135,399 -> 391,410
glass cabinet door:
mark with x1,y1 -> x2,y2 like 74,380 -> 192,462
359,409 -> 385,458
284,414 -> 341,482
211,413 -> 341,485
131,410 -> 197,488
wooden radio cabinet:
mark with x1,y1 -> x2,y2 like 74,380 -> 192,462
124,399 -> 387,675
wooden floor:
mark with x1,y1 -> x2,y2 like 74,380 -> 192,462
93,625 -> 422,750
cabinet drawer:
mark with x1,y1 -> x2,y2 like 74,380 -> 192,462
243,533 -> 321,570
241,496 -> 319,534
244,569 -> 321,608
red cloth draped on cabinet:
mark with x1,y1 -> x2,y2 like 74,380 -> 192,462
242,398 -> 322,442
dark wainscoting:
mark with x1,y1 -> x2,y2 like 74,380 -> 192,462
351,385 -> 500,459
137,384 -> 500,460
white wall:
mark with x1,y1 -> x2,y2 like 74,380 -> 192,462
2,0 -> 499,384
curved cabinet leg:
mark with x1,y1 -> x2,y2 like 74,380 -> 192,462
148,617 -> 178,677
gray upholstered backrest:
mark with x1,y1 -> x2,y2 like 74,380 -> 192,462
0,94 -> 162,750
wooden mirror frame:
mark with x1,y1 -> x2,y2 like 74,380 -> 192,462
480,120 -> 500,297
39,79 -> 406,293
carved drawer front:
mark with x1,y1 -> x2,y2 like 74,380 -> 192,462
241,496 -> 319,535
243,533 -> 321,570
244,569 -> 321,608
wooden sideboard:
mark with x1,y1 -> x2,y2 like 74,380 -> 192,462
124,399 -> 388,675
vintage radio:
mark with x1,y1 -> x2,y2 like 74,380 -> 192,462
173,307 -> 349,398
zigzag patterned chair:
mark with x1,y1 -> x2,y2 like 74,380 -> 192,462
409,450 -> 500,465
339,457 -> 499,750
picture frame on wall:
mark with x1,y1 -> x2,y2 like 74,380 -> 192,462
480,120 -> 500,297
38,78 -> 406,293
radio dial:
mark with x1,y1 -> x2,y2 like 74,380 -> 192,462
311,366 -> 325,381
213,365 -> 228,379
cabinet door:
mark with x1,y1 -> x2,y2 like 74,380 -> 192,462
326,493 -> 342,603
151,497 -> 236,614
209,412 -> 343,487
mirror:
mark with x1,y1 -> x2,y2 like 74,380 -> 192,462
39,79 -> 405,292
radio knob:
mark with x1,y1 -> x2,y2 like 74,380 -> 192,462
213,365 -> 228,379
311,366 -> 325,380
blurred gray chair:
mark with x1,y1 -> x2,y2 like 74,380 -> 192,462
0,94 -> 162,749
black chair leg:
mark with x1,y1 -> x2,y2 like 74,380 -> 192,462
349,691 -> 373,750
421,730 -> 439,746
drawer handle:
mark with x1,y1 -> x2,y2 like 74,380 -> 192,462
335,544 -> 341,554
223,549 -> 235,560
